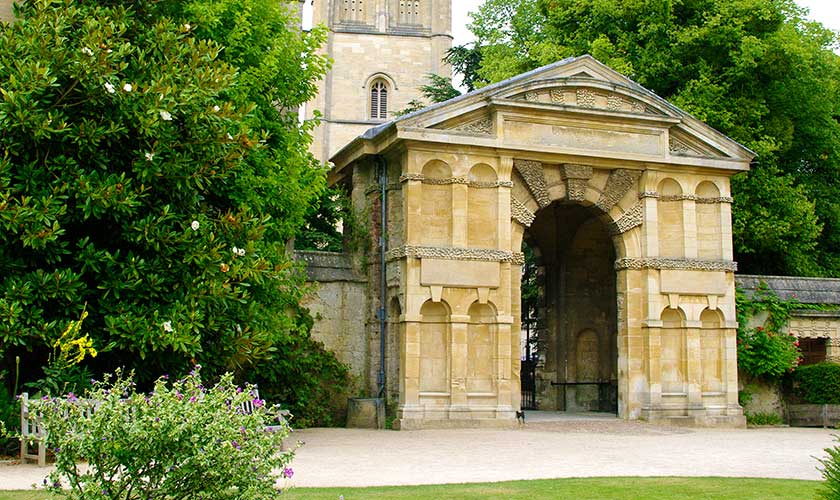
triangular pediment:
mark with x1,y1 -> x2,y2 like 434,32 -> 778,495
333,56 -> 754,174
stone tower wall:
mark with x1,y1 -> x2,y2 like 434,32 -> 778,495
307,0 -> 452,162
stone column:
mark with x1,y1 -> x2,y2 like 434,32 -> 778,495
496,320 -> 513,411
401,321 -> 421,410
449,314 -> 470,414
645,323 -> 663,410
683,198 -> 697,259
451,182 -> 468,247
723,327 -> 740,409
685,321 -> 703,412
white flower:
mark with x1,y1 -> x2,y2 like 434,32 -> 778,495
162,321 -> 173,333
81,47 -> 93,56
191,220 -> 200,231
232,246 -> 245,257
104,82 -> 116,94
159,110 -> 172,121
213,105 -> 220,112
123,83 -> 133,92
226,133 -> 233,140
184,23 -> 191,31
144,151 -> 154,161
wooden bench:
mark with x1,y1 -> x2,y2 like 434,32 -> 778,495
19,393 -> 46,467
20,389 -> 292,466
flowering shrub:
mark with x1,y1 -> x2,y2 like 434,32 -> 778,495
736,284 -> 802,379
737,325 -> 801,379
30,368 -> 293,499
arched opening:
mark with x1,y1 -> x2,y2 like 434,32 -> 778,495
523,203 -> 618,414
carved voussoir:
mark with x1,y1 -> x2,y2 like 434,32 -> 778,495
596,169 -> 642,213
514,159 -> 551,208
511,197 -> 536,227
608,202 -> 644,235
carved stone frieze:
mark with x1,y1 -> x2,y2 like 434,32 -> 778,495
400,173 -> 424,183
639,191 -> 733,204
659,194 -> 695,202
576,88 -> 596,108
550,88 -> 565,104
470,180 -> 513,189
514,159 -> 552,208
669,136 -> 704,157
608,202 -> 644,235
455,117 -> 493,135
696,196 -> 734,204
614,258 -> 738,272
511,197 -> 536,227
631,101 -> 646,113
525,91 -> 540,102
386,245 -> 524,264
606,94 -> 624,111
423,177 -> 469,185
595,169 -> 642,213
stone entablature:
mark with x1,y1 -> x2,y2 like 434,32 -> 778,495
328,56 -> 755,428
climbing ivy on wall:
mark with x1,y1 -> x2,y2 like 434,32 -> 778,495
735,283 -> 803,380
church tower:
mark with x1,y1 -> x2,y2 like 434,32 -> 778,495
305,0 -> 453,162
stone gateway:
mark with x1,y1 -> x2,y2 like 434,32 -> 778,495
326,55 -> 753,428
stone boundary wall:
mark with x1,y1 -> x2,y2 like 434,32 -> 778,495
296,251 -> 370,383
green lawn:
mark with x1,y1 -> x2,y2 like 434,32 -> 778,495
0,477 -> 823,500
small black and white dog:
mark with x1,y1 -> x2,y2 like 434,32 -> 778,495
515,410 -> 526,424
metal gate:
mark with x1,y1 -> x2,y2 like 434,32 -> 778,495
520,359 -> 537,410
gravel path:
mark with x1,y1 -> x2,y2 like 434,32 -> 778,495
1,418 -> 835,489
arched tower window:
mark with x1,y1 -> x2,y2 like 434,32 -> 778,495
370,80 -> 389,120
398,0 -> 421,25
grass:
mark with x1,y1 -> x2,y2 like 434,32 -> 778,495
0,477 -> 823,500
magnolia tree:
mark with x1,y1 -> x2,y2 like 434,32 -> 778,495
0,0 -> 350,421
30,368 -> 293,499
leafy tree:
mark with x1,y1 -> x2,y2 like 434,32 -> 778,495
395,73 -> 461,116
459,0 -> 840,276
0,0 -> 349,423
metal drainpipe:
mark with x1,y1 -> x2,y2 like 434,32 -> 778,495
376,155 -> 388,401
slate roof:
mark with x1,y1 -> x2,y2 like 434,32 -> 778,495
736,275 -> 840,305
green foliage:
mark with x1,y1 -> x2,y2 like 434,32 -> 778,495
30,368 -> 293,499
295,187 -> 349,252
735,284 -> 802,380
460,0 -> 840,277
0,0 -> 350,423
744,411 -> 783,426
394,73 -> 461,116
792,362 -> 840,405
820,436 -> 840,500
247,305 -> 351,428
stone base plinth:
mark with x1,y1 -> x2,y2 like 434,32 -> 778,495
641,404 -> 745,428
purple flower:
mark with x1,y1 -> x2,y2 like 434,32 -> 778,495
54,447 -> 60,453
236,387 -> 243,394
231,440 -> 241,450
67,393 -> 78,402
283,467 -> 294,479
154,417 -> 160,423
253,399 -> 264,408
163,374 -> 169,380
189,396 -> 197,403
